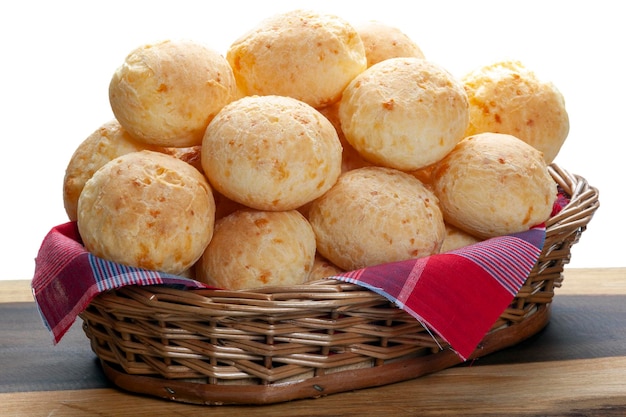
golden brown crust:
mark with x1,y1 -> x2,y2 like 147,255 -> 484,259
462,60 -> 569,163
77,150 -> 215,275
308,166 -> 445,271
201,95 -> 342,211
109,39 -> 237,147
356,20 -> 425,67
226,9 -> 367,108
158,145 -> 204,174
431,132 -> 557,239
63,120 -> 154,221
440,223 -> 482,253
196,209 -> 316,290
306,253 -> 345,282
339,57 -> 469,171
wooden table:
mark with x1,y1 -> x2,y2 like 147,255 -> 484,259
2,268 -> 625,416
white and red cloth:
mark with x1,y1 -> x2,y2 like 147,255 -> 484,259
332,225 -> 546,359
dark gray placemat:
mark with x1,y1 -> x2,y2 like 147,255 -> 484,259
464,295 -> 626,366
1,295 -> 624,392
0,302 -> 110,393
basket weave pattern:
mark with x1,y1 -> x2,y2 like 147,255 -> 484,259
79,163 -> 599,404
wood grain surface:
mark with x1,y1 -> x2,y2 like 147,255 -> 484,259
2,268 -> 625,416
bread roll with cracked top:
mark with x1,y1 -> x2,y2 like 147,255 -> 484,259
196,209 -> 316,290
356,20 -> 425,67
77,150 -> 215,275
63,119 -> 154,221
226,9 -> 367,108
202,95 -> 342,211
109,39 -> 237,147
339,57 -> 469,171
431,132 -> 557,239
462,60 -> 569,163
309,166 -> 445,271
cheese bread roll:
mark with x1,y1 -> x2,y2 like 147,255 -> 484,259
109,39 -> 237,147
77,150 -> 215,275
226,9 -> 367,108
196,209 -> 316,290
431,132 -> 557,239
462,60 -> 569,163
309,166 -> 445,271
339,57 -> 469,171
202,95 -> 342,211
356,20 -> 425,67
63,119 -> 154,221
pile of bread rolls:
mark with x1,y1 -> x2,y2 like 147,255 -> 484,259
63,9 -> 568,290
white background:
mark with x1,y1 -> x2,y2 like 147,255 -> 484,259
1,1 -> 622,281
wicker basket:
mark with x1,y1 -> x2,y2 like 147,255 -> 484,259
79,163 -> 599,405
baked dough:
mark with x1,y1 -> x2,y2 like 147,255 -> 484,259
196,209 -> 316,290
109,39 -> 237,147
318,102 -> 372,173
77,150 -> 215,275
158,145 -> 204,174
356,20 -> 425,67
408,163 -> 437,189
440,223 -> 482,253
201,95 -> 342,211
63,119 -> 154,221
308,166 -> 445,271
339,57 -> 469,171
431,132 -> 557,239
462,60 -> 569,163
306,253 -> 345,282
226,9 -> 367,108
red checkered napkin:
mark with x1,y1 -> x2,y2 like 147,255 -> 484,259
330,225 -> 546,360
31,222 -> 209,344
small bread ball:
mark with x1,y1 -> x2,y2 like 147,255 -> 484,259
356,20 -> 425,67
462,60 -> 569,163
306,253 -> 345,282
431,132 -> 557,239
440,223 -> 482,253
226,9 -> 367,108
196,209 -> 317,290
309,166 -> 445,271
63,119 -> 154,221
77,150 -> 215,275
202,95 -> 342,211
109,39 -> 237,147
339,57 -> 469,171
